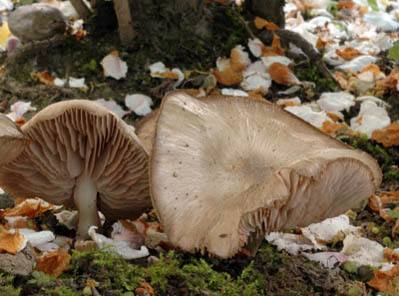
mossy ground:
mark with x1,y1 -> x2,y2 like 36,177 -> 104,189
0,2 -> 398,295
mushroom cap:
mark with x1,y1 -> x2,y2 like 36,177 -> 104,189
150,92 -> 382,258
0,100 -> 150,220
0,114 -> 29,166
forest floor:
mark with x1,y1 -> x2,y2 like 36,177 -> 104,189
0,0 -> 399,295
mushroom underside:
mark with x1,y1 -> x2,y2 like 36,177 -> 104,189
150,92 -> 381,258
0,102 -> 150,238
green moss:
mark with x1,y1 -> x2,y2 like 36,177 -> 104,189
0,273 -> 20,296
295,63 -> 338,94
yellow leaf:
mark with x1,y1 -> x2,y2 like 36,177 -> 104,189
0,22 -> 11,48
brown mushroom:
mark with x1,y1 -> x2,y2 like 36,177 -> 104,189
0,114 -> 29,166
150,92 -> 382,258
0,100 -> 150,238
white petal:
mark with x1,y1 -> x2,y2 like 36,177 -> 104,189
247,38 -> 264,58
240,73 -> 271,94
149,61 -> 167,77
68,77 -> 87,89
266,232 -> 315,255
303,252 -> 348,269
19,229 -> 55,247
125,94 -> 153,116
101,51 -> 128,80
243,61 -> 267,78
221,88 -> 249,96
341,234 -> 385,267
95,99 -> 128,118
364,12 -> 399,32
262,56 -> 293,70
317,92 -> 355,112
301,215 -> 360,249
54,78 -> 67,87
350,100 -> 391,137
336,55 -> 378,73
285,105 -> 329,128
88,226 -> 149,260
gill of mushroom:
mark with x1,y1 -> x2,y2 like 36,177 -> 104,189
150,92 -> 382,258
0,100 -> 151,239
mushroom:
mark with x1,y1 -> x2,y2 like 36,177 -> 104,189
135,109 -> 159,155
150,92 -> 382,258
0,100 -> 150,238
0,114 -> 29,166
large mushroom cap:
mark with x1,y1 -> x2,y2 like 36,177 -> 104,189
0,114 -> 29,166
0,100 -> 150,237
150,92 -> 382,258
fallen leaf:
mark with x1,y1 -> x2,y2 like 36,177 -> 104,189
337,0 -> 357,10
254,17 -> 279,31
321,121 -> 345,136
213,67 -> 243,86
268,62 -> 300,85
230,45 -> 251,72
0,198 -> 58,218
372,122 -> 399,148
262,34 -> 285,56
276,97 -> 301,107
0,227 -> 27,254
36,249 -> 71,277
336,47 -> 362,60
368,265 -> 399,294
135,282 -> 155,296
32,71 -> 55,86
383,248 -> 399,264
0,22 -> 11,48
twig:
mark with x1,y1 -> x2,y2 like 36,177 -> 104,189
113,0 -> 136,45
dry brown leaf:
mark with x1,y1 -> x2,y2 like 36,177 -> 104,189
230,47 -> 248,72
316,37 -> 328,51
36,249 -> 71,277
0,198 -> 56,218
213,68 -> 243,86
254,17 -> 279,31
268,62 -> 300,85
262,34 -> 285,56
32,71 -> 55,86
135,282 -> 155,296
333,71 -> 350,90
0,227 -> 27,254
321,121 -> 345,136
378,68 -> 399,90
336,47 -> 362,60
372,123 -> 399,148
368,265 -> 399,294
384,248 -> 399,263
337,0 -> 357,10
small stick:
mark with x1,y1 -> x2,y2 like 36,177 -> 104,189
113,0 -> 136,45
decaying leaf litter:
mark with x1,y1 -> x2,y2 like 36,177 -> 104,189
0,0 -> 398,295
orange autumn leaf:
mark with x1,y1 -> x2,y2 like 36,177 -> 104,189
230,47 -> 249,72
372,122 -> 399,148
135,282 -> 155,296
384,248 -> 399,263
379,68 -> 399,90
337,0 -> 357,10
316,37 -> 328,50
262,34 -> 285,56
32,71 -> 55,86
213,68 -> 243,86
36,249 -> 71,277
0,198 -> 56,218
336,47 -> 362,60
333,71 -> 350,90
0,227 -> 27,254
268,62 -> 300,85
368,265 -> 399,294
254,17 -> 279,31
321,121 -> 345,136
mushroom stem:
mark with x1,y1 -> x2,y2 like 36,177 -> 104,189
74,173 -> 100,239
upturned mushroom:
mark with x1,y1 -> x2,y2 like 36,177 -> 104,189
150,92 -> 382,258
0,100 -> 150,238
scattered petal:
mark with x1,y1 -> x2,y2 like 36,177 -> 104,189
95,99 -> 128,118
88,226 -> 149,260
240,73 -> 271,94
125,94 -> 153,116
248,38 -> 264,58
336,55 -> 378,73
276,97 -> 301,107
285,105 -> 329,128
265,232 -> 315,255
341,234 -> 385,267
301,215 -> 360,249
350,100 -> 391,137
303,252 -> 348,269
336,47 -> 363,60
261,56 -> 293,69
221,88 -> 248,96
317,92 -> 355,112
7,101 -> 37,122
101,51 -> 128,80
230,45 -> 251,72
19,229 -> 55,247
